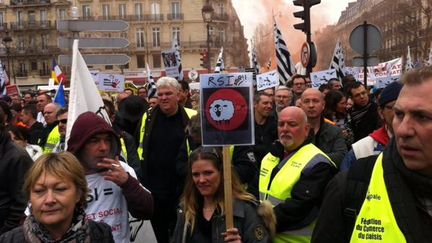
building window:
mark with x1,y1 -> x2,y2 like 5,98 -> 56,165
28,11 -> 35,24
152,54 -> 161,68
40,10 -> 47,21
152,27 -> 160,47
219,28 -> 225,43
136,28 -> 145,48
0,12 -> 4,25
135,3 -> 142,20
58,9 -> 67,20
137,55 -> 145,68
31,61 -> 37,71
121,32 -> 128,38
17,36 -> 24,50
41,34 -> 48,49
105,65 -> 113,70
119,4 -> 126,18
171,1 -> 180,18
102,4 -> 110,20
82,5 -> 91,19
42,61 -> 49,74
172,27 -> 180,43
151,2 -> 160,14
209,26 -> 214,36
17,11 -> 23,25
28,37 -> 35,49
218,3 -> 224,14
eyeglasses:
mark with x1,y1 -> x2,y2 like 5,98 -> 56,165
58,119 -> 67,124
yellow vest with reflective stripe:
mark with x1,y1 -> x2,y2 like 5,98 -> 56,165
350,154 -> 406,243
137,107 -> 197,160
259,143 -> 334,243
43,126 -> 61,154
120,137 -> 128,161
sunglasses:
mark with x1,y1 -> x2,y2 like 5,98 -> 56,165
58,119 -> 67,124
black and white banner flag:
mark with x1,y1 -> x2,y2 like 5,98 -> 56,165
274,20 -> 295,85
329,41 -> 346,79
214,47 -> 225,73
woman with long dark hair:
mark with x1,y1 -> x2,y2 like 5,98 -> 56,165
324,90 -> 354,147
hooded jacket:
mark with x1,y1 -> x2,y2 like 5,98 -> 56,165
67,112 -> 120,156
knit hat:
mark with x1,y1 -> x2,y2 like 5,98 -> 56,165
379,81 -> 402,107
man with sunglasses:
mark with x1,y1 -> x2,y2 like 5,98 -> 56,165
53,108 -> 68,153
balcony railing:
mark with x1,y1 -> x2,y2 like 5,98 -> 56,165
213,13 -> 229,21
39,69 -> 50,76
16,70 -> 28,77
10,20 -> 52,30
167,13 -> 184,21
10,0 -> 50,6
144,14 -> 164,22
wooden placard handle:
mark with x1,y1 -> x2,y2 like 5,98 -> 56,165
222,145 -> 234,229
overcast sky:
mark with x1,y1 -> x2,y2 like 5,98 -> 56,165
232,0 -> 353,39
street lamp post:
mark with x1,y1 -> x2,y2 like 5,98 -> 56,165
2,35 -> 14,84
202,0 -> 214,73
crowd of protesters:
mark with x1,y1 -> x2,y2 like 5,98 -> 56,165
0,65 -> 431,243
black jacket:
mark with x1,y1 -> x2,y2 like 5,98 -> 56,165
0,132 -> 33,235
172,200 -> 271,243
0,220 -> 114,242
310,120 -> 347,167
312,139 -> 432,243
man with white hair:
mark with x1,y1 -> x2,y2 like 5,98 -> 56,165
137,76 -> 196,243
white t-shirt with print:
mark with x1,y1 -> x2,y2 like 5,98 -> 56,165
85,162 -> 137,243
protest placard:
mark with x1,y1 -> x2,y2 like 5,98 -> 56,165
256,70 -> 279,91
200,72 -> 254,146
97,73 -> 125,92
310,69 -> 338,89
162,49 -> 180,78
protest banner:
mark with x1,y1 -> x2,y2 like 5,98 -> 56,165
161,49 -> 180,78
310,69 -> 337,89
346,57 -> 402,86
200,72 -> 254,229
256,70 -> 279,91
375,76 -> 401,89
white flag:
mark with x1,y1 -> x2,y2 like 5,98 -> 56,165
65,40 -> 111,148
405,46 -> 414,71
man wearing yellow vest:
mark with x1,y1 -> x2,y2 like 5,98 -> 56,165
259,106 -> 336,243
312,67 -> 432,243
136,76 -> 196,243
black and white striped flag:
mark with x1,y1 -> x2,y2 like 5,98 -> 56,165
214,47 -> 225,73
405,46 -> 414,71
251,47 -> 260,75
146,63 -> 157,99
274,21 -> 295,85
172,36 -> 183,81
0,61 -> 9,95
329,41 -> 346,79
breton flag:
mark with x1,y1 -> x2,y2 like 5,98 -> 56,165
274,20 -> 295,85
329,41 -> 346,79
405,46 -> 414,71
146,63 -> 157,99
427,48 -> 432,66
214,47 -> 225,73
0,61 -> 9,95
251,47 -> 260,75
65,40 -> 110,148
172,36 -> 183,81
52,58 -> 66,84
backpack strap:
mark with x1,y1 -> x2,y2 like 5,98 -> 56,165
343,154 -> 377,242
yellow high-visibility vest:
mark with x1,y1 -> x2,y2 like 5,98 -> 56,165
43,125 -> 60,154
349,154 -> 406,243
137,107 -> 197,160
259,144 -> 335,243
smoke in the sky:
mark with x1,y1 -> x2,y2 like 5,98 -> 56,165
232,0 -> 349,64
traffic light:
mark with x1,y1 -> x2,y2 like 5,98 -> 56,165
200,51 -> 209,68
293,0 -> 321,34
